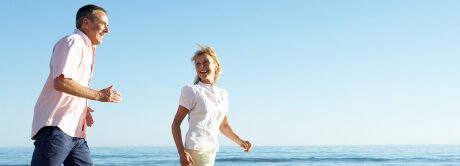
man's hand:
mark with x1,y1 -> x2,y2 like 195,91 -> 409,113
86,107 -> 94,127
97,85 -> 122,103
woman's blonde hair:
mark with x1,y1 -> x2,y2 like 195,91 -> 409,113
192,45 -> 222,85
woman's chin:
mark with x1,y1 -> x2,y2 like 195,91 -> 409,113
200,78 -> 213,84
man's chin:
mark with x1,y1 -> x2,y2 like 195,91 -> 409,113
93,41 -> 102,46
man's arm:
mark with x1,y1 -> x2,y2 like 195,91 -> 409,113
54,74 -> 122,102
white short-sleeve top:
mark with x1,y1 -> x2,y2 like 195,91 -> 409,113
179,81 -> 229,151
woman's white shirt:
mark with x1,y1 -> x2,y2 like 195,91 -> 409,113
179,82 -> 229,151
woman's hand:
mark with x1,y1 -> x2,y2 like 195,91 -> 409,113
179,151 -> 195,166
239,139 -> 252,152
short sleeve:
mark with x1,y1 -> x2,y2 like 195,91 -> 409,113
222,89 -> 229,112
51,37 -> 82,80
179,86 -> 196,110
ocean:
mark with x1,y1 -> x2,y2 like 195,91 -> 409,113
1,145 -> 460,165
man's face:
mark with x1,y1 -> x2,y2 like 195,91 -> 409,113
82,10 -> 109,45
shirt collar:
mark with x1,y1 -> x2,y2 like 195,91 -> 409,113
198,81 -> 217,92
73,29 -> 94,48
198,81 -> 213,87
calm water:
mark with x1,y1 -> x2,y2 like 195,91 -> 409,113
1,145 -> 460,165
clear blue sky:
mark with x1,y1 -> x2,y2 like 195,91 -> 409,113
1,1 -> 459,147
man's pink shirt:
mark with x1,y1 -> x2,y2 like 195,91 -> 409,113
32,29 -> 95,139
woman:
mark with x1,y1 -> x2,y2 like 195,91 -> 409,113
172,46 -> 252,166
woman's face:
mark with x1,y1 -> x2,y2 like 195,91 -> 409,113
195,54 -> 217,84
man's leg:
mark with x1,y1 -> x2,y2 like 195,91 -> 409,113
31,127 -> 73,166
64,139 -> 92,166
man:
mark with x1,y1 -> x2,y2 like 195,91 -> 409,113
31,4 -> 122,165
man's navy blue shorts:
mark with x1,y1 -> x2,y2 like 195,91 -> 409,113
31,126 -> 92,166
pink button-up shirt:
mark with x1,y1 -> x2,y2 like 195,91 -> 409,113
31,29 -> 95,139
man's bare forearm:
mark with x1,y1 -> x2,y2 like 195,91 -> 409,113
54,76 -> 101,101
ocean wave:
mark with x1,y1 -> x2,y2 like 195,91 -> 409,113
216,157 -> 458,163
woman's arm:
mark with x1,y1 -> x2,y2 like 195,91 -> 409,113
220,115 -> 252,152
171,106 -> 195,165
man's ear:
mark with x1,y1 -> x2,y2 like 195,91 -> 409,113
81,17 -> 90,29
